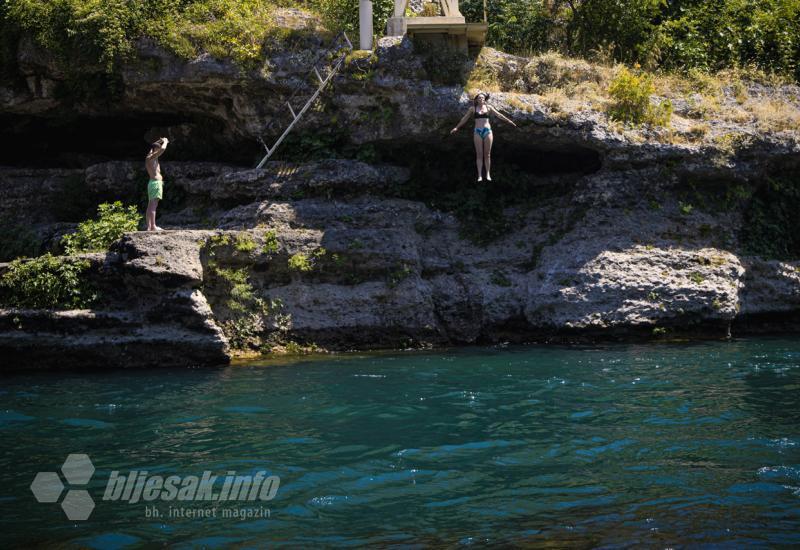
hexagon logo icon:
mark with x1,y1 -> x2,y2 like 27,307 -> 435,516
61,490 -> 95,521
31,454 -> 96,520
61,454 -> 95,485
30,472 -> 65,503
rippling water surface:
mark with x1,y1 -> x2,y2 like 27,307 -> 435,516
2,338 -> 800,547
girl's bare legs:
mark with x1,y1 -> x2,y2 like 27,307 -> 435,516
484,131 -> 494,181
473,132 -> 484,181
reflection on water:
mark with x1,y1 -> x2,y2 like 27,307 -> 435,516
1,338 -> 799,547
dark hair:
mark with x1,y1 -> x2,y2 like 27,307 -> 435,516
473,93 -> 490,107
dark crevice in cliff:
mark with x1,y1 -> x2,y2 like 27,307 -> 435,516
0,112 -> 255,167
363,139 -> 600,244
732,311 -> 800,335
374,138 -> 603,178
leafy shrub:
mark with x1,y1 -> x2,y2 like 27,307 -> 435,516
207,262 -> 289,352
0,253 -> 96,309
607,67 -> 672,126
234,232 -> 257,254
154,0 -> 281,69
2,0 -> 310,72
288,248 -> 328,272
0,224 -> 41,262
571,0 -> 663,65
213,267 -> 253,312
207,233 -> 232,249
221,312 -> 264,350
312,0 -> 394,37
5,0 -> 146,72
261,230 -> 279,254
61,202 -> 140,255
288,252 -> 313,272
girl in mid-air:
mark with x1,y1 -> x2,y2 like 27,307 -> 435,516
450,93 -> 517,182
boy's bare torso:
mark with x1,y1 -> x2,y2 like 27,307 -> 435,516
146,156 -> 162,180
146,138 -> 169,180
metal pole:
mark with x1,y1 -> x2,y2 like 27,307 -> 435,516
359,0 -> 373,50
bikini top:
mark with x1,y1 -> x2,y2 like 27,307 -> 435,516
474,107 -> 490,119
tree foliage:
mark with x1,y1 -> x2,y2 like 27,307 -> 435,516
312,0 -> 395,37
1,0 -> 798,78
459,0 -> 800,80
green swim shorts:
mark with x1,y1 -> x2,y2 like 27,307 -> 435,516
147,179 -> 163,201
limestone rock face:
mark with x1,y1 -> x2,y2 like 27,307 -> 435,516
0,167 -> 82,220
4,17 -> 798,168
173,159 -> 410,200
2,13 -> 800,368
2,153 -> 800,369
0,233 -> 230,370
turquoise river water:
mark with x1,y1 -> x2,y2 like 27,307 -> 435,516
1,338 -> 799,547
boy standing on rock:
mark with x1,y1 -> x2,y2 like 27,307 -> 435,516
145,137 -> 169,231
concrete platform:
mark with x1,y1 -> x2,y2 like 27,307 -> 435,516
386,17 -> 487,51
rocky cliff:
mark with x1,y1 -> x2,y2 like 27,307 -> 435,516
2,9 -> 799,369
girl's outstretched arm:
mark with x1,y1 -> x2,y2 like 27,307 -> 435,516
490,106 -> 517,127
450,107 -> 474,133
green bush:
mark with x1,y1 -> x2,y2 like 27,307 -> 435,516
288,248 -> 327,272
3,0 -> 799,81
311,0 -> 394,37
221,313 -> 264,350
288,252 -> 313,272
261,230 -> 279,254
653,0 -> 800,79
0,253 -> 96,309
234,232 -> 257,254
5,0 -> 146,72
2,0 -> 305,72
214,266 -> 258,312
154,0 -> 281,69
0,224 -> 41,262
459,0 -> 550,56
607,67 -> 672,126
207,262 -> 289,351
459,0 -> 800,81
574,0 -> 663,64
61,201 -> 140,255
